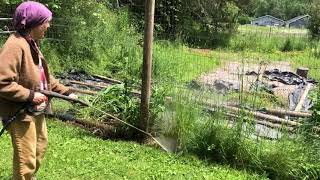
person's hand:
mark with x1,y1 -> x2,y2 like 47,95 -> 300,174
68,93 -> 78,99
32,92 -> 47,105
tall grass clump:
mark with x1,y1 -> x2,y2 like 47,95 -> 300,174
289,48 -> 320,81
156,87 -> 320,179
310,86 -> 320,128
228,25 -> 310,53
153,41 -> 220,84
309,40 -> 320,59
229,34 -> 309,53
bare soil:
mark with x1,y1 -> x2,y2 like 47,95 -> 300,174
198,61 -> 297,98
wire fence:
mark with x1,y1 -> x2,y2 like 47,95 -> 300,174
0,4 -> 318,139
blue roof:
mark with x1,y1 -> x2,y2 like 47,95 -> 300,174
286,15 -> 310,24
252,15 -> 285,23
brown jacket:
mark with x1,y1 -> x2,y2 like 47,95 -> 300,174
0,33 -> 70,120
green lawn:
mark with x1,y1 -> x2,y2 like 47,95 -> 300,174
238,25 -> 308,36
0,119 -> 266,180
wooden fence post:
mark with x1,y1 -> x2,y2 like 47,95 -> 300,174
140,0 -> 155,132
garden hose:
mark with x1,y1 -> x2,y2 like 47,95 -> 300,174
40,90 -> 173,152
87,105 -> 173,152
0,103 -> 28,138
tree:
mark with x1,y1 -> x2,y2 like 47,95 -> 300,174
308,0 -> 320,38
252,0 -> 309,20
122,0 -> 240,48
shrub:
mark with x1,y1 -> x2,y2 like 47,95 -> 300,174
78,84 -> 166,138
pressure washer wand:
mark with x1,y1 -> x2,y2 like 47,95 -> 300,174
0,90 -> 86,138
40,90 -> 90,106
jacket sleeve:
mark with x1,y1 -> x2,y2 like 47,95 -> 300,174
49,75 -> 72,95
0,42 -> 33,102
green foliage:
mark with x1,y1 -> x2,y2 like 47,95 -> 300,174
229,25 -> 310,53
159,94 -> 320,179
78,84 -> 166,137
126,0 -> 240,48
290,49 -> 320,80
310,86 -> 320,127
153,42 -> 220,83
308,0 -> 320,39
38,1 -> 142,80
78,84 -> 140,136
310,42 -> 320,58
252,0 -> 309,20
0,36 -> 6,45
0,0 -> 23,15
238,15 -> 253,25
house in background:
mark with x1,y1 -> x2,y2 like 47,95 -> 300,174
286,15 -> 310,28
251,15 -> 285,27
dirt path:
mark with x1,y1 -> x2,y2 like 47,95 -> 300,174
198,61 -> 297,98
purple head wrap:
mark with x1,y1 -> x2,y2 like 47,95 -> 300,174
14,1 -> 52,31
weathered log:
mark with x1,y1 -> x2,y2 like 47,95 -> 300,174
223,105 -> 301,126
201,98 -> 301,126
255,119 -> 294,132
261,108 -> 312,118
207,108 -> 295,132
294,83 -> 312,112
69,80 -> 110,89
68,87 -> 98,95
92,74 -> 122,84
209,104 -> 320,134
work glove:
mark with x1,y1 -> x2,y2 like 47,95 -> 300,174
68,93 -> 78,99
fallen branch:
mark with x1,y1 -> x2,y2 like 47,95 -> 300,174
68,87 -> 98,95
206,108 -> 295,132
223,105 -> 301,126
262,108 -> 311,118
203,99 -> 301,127
92,74 -> 122,84
206,103 -> 320,134
69,80 -> 111,89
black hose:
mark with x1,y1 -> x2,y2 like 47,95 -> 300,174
0,104 -> 27,138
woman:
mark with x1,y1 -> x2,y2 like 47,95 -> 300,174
0,1 -> 76,179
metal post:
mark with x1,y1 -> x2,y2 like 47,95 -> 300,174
140,0 -> 155,132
